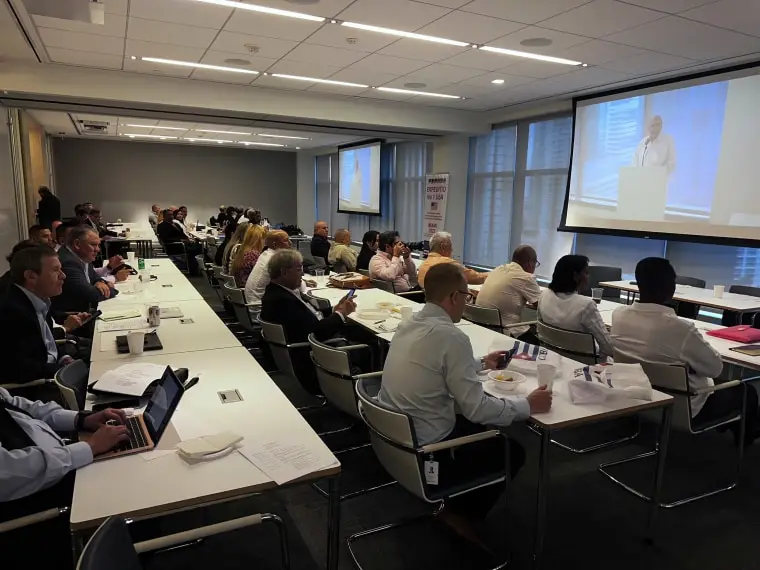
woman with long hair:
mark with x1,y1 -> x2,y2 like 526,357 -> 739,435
222,222 -> 249,274
356,230 -> 380,271
232,224 -> 266,286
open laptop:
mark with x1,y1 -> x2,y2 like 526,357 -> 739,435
86,366 -> 185,461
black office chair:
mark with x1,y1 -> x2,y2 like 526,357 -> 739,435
55,359 -> 88,411
723,285 -> 760,327
579,266 -> 622,300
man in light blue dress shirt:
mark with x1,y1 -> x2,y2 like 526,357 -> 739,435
379,263 -> 552,533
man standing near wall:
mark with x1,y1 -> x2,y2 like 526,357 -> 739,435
37,187 -> 60,229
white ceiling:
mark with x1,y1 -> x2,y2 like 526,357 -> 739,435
26,109 -> 362,150
6,0 -> 760,112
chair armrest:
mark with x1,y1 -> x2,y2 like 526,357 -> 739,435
740,375 -> 760,385
502,321 -> 538,329
337,343 -> 371,352
419,430 -> 502,454
1,378 -> 53,390
323,337 -> 349,346
287,342 -> 311,349
55,339 -> 77,346
0,507 -> 69,534
353,371 -> 383,379
693,380 -> 742,395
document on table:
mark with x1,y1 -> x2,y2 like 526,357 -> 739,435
91,362 -> 167,396
238,434 -> 338,485
97,316 -> 149,332
100,308 -> 141,321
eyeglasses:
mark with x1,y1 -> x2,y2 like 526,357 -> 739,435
535,260 -> 541,268
456,290 -> 474,304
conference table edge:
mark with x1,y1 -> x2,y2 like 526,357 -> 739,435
528,395 -> 673,431
598,281 -> 760,312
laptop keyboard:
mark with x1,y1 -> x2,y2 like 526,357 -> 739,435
119,416 -> 149,450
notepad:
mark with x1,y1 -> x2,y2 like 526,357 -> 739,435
729,344 -> 760,357
100,309 -> 141,321
90,362 -> 167,396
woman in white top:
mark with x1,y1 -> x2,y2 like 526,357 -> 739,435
538,255 -> 614,361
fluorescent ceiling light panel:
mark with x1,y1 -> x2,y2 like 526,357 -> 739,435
140,57 -> 260,74
123,124 -> 187,130
270,74 -> 368,88
192,0 -> 324,22
240,141 -> 286,147
375,87 -> 461,99
122,134 -> 177,139
258,134 -> 310,140
184,138 -> 233,143
196,129 -> 251,135
341,22 -> 468,47
478,46 -> 582,66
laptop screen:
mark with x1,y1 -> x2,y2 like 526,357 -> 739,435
143,367 -> 184,442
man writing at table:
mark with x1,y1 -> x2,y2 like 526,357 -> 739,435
379,263 -> 552,543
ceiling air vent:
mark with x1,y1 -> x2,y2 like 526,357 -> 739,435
79,120 -> 109,134
22,0 -> 105,25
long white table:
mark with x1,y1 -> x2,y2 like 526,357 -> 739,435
110,271 -> 204,303
73,257 -> 342,569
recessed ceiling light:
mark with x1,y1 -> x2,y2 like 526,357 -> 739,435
341,22 -> 469,47
270,74 -> 368,88
491,79 -> 505,85
140,57 -> 260,74
191,0 -> 324,21
258,134 -> 311,140
122,134 -> 177,140
478,46 -> 582,66
184,138 -> 233,143
123,124 -> 187,130
223,58 -> 252,66
240,141 -> 287,147
296,147 -> 301,150
404,82 -> 427,89
196,129 -> 251,135
376,87 -> 461,99
520,38 -> 553,47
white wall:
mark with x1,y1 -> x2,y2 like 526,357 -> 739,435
432,136 -> 470,260
296,150 -> 317,233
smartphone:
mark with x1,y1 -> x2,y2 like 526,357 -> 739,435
346,288 -> 356,299
497,347 -> 517,369
76,310 -> 103,328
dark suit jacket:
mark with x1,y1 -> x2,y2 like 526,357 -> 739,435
157,221 -> 187,244
311,235 -> 331,264
37,194 -> 61,227
0,285 -> 64,383
357,247 -> 374,271
260,283 -> 343,344
53,246 -> 114,313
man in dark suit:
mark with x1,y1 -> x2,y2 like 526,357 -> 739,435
311,220 -> 330,265
260,249 -> 356,394
53,225 -> 117,314
36,186 -> 60,229
87,209 -> 118,238
0,246 -> 91,403
157,209 -> 201,275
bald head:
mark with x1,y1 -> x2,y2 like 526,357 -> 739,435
424,263 -> 466,304
265,230 -> 290,250
512,245 -> 538,274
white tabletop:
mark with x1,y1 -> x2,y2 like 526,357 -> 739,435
107,272 -> 203,303
140,258 -> 186,275
72,347 -> 339,530
92,300 -> 241,362
600,280 -> 760,313
105,222 -> 158,244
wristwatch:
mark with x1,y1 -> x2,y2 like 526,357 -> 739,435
480,357 -> 488,371
76,411 -> 94,431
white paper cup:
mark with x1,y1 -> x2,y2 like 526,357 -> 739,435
127,251 -> 136,264
537,363 -> 557,391
400,306 -> 414,321
714,285 -> 725,298
127,331 -> 145,355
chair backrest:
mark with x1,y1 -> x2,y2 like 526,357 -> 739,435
309,335 -> 360,418
729,285 -> 760,298
580,265 -> 623,299
223,283 -> 257,332
77,517 -> 141,570
676,275 -> 706,288
258,316 -> 298,377
55,360 -> 88,411
536,320 -> 598,365
463,303 -> 503,332
358,269 -> 370,277
126,240 -> 153,259
370,278 -> 394,293
613,350 -> 692,430
332,260 -> 347,274
297,240 -> 311,255
355,377 -> 427,500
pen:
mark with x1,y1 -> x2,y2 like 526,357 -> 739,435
184,377 -> 200,391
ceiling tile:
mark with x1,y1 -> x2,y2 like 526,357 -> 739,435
127,17 -> 218,49
126,39 -> 206,61
306,84 -> 367,98
496,59 -> 578,79
201,50 -> 278,72
459,72 -> 536,88
412,62 -> 487,82
354,88 -> 417,101
378,39 -> 463,63
46,48 -> 124,69
37,28 -> 125,56
32,14 -> 126,37
250,75 -> 312,90
604,16 -> 760,59
417,10 -> 524,43
538,0 -> 664,38
442,82 -> 499,97
242,0 -> 355,18
559,39 -> 646,65
328,68 -> 400,86
380,75 -> 457,91
411,0 -> 471,7
128,0 -> 232,29
344,53 -> 429,75
336,0 -> 450,29
486,26 -> 588,52
305,24 -> 396,53
106,0 -> 128,15
680,0 -> 760,37
123,57 -> 193,77
600,51 -> 696,74
539,66 -> 633,91
208,31 -> 299,59
269,60 -> 346,78
462,0 -> 593,25
224,10 -> 323,41
616,0 -> 716,12
441,48 -> 512,70
283,43 -> 368,67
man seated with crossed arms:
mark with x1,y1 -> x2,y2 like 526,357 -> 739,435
378,263 -> 552,543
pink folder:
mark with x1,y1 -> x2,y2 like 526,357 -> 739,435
707,326 -> 760,343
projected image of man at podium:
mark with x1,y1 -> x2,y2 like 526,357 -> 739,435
633,115 -> 676,174
351,154 -> 363,206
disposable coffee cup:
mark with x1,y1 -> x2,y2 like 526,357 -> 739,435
537,363 -> 557,391
400,306 -> 414,321
714,285 -> 725,298
127,331 -> 145,355
127,251 -> 136,264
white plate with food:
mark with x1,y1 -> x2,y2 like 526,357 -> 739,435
376,301 -> 396,311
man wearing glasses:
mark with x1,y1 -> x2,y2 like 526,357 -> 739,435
476,245 -> 542,344
378,263 -> 551,543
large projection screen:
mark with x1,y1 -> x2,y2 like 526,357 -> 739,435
562,63 -> 760,245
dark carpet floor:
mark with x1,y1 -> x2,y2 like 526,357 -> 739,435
145,275 -> 760,570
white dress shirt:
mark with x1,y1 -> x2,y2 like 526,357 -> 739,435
378,303 -> 530,446
368,251 -> 417,293
0,387 -> 92,501
610,302 -> 722,416
538,289 -> 614,360
633,134 -> 676,174
476,262 -> 542,337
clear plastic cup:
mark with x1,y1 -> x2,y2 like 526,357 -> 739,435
591,288 -> 604,305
